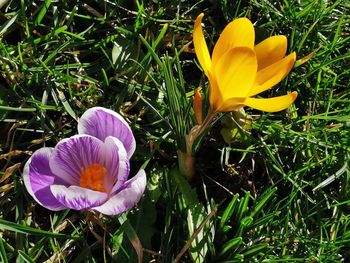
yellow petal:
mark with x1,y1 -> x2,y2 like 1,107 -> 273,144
212,17 -> 255,67
193,13 -> 212,75
216,97 -> 245,112
255,35 -> 287,71
248,52 -> 296,97
214,47 -> 257,100
208,71 -> 223,112
244,92 -> 298,112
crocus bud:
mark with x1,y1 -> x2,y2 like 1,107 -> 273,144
194,88 -> 203,124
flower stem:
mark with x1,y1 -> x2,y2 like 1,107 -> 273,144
177,150 -> 195,180
178,111 -> 217,180
186,111 -> 216,154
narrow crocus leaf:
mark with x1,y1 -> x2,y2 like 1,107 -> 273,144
219,237 -> 243,257
220,194 -> 239,229
250,187 -> 277,218
242,243 -> 268,258
0,236 -> 8,263
118,214 -> 143,263
57,89 -> 77,121
0,218 -> 73,238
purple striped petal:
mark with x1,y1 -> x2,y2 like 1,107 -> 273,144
23,148 -> 66,211
104,136 -> 130,194
93,169 -> 146,216
78,107 -> 136,158
50,185 -> 108,210
49,135 -> 105,185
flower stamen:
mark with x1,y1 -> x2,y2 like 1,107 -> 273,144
80,163 -> 107,192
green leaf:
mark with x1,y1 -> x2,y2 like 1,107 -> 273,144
242,243 -> 268,258
131,197 -> 156,251
18,250 -> 35,263
172,169 -> 198,208
110,228 -> 125,257
0,105 -> 36,112
0,219 -> 72,239
235,191 -> 250,222
0,12 -> 18,36
236,216 -> 254,237
186,204 -> 215,263
250,187 -> 277,218
111,35 -> 137,70
35,0 -> 51,25
33,25 -> 67,44
139,23 -> 168,66
118,214 -> 143,263
240,216 -> 253,227
0,236 -> 8,263
219,237 -> 243,257
147,169 -> 162,202
112,43 -> 123,65
56,89 -> 77,121
161,55 -> 190,151
251,211 -> 280,228
220,194 -> 239,229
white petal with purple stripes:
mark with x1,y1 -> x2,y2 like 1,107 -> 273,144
50,185 -> 108,210
78,107 -> 136,158
49,135 -> 106,185
93,169 -> 146,216
103,136 -> 130,194
23,148 -> 66,211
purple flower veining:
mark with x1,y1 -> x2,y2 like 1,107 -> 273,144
23,107 -> 146,216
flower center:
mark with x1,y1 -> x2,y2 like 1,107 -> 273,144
79,163 -> 107,192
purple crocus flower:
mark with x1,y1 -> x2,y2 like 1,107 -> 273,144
23,107 -> 146,216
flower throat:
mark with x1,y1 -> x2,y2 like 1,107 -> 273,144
80,163 -> 107,192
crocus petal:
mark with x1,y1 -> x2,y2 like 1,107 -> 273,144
78,107 -> 136,158
49,135 -> 105,185
23,148 -> 66,211
255,35 -> 287,71
193,13 -> 212,75
212,17 -> 255,67
214,47 -> 257,99
208,71 -> 223,112
50,185 -> 108,210
248,52 -> 296,97
215,97 -> 246,112
244,92 -> 298,112
104,136 -> 130,194
93,169 -> 146,216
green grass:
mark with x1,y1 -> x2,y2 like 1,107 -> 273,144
0,0 -> 349,262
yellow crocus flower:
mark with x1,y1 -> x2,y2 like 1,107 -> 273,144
193,13 -> 298,113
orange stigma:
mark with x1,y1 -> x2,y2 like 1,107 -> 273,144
79,163 -> 107,192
